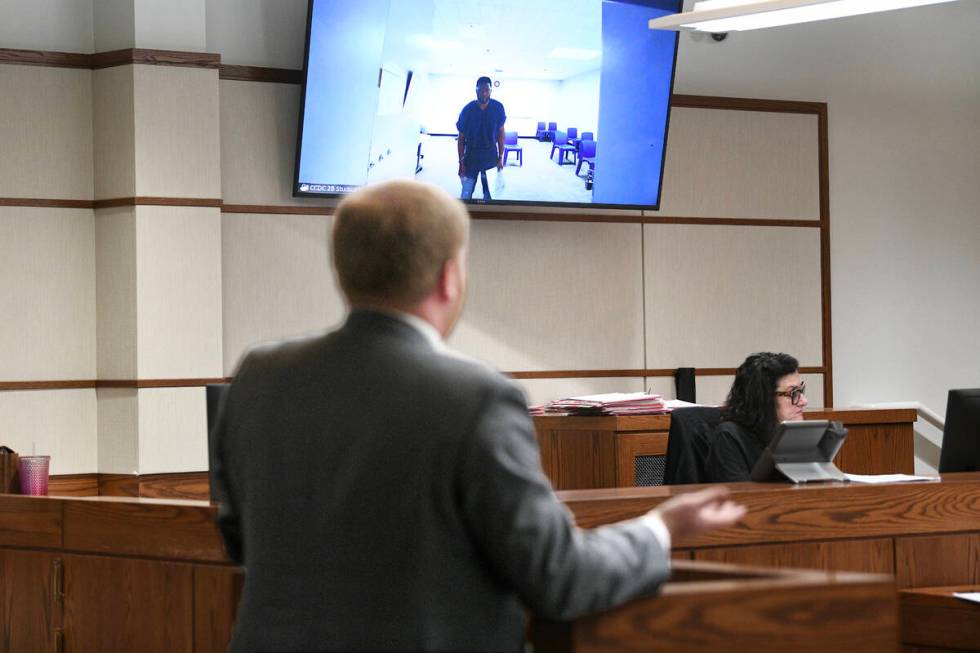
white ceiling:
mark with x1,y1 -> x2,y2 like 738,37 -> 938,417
383,0 -> 604,80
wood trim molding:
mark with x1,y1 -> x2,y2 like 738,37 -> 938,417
90,48 -> 220,69
817,104 -> 834,406
672,94 -> 827,115
218,204 -> 822,228
221,203 -> 332,215
219,64 -> 302,84
0,47 -> 220,70
47,471 -> 210,501
2,197 -> 222,209
0,380 -> 96,391
93,197 -> 222,209
0,47 -> 90,68
3,369 -> 830,389
0,198 -> 94,209
507,367 -> 825,379
96,378 -> 228,389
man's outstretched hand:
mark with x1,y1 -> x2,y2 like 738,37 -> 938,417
654,486 -> 746,541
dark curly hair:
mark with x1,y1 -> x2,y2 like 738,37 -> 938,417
722,352 -> 799,442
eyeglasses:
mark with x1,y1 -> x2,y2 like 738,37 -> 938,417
774,381 -> 807,406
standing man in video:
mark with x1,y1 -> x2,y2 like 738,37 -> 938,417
457,76 -> 506,200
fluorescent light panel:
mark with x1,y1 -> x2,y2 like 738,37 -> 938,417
649,0 -> 960,32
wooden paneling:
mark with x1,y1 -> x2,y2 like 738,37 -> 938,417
835,422 -> 916,474
531,563 -> 897,653
49,474 -> 99,497
92,197 -> 222,208
695,538 -> 895,575
90,49 -> 220,70
565,476 -> 980,548
63,499 -> 227,562
900,586 -> 980,651
0,495 -> 62,548
0,549 -> 56,651
219,65 -> 301,84
615,431 -> 668,487
534,408 -> 915,490
193,566 -> 244,653
138,473 -> 210,501
895,534 -> 980,588
98,473 -> 140,497
535,427 -> 618,490
63,553 -> 194,653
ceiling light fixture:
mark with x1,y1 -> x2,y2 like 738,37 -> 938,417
648,0 -> 960,33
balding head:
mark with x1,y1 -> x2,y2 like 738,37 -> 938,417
332,180 -> 470,311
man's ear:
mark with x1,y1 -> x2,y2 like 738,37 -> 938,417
439,257 -> 462,303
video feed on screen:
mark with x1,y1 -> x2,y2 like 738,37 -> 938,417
294,0 -> 682,209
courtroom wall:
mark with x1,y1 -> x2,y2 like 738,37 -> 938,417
672,2 -> 980,468
1,0 -> 976,475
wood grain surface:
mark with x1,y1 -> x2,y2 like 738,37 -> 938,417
0,495 -> 62,548
63,499 -> 227,562
900,585 -> 980,651
63,553 -> 194,653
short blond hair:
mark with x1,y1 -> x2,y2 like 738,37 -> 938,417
332,180 -> 470,306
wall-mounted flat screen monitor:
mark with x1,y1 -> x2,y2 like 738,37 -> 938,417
293,0 -> 683,210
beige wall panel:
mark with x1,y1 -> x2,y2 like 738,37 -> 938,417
517,377 -> 648,408
695,373 -> 825,408
96,207 -> 138,379
135,206 -> 223,378
0,207 -> 95,380
221,212 -> 345,374
643,376 -> 684,402
644,224 -> 822,369
0,389 -> 97,475
96,388 -> 138,474
93,66 -> 136,199
449,221 -> 644,372
660,107 -> 820,220
133,65 -> 221,197
220,80 -> 311,205
0,66 -> 93,200
137,387 -> 208,473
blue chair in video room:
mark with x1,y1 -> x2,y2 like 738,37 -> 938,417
575,139 -> 596,176
572,130 -> 593,160
550,131 -> 576,165
502,131 -> 522,166
546,121 -> 557,141
535,121 -> 547,140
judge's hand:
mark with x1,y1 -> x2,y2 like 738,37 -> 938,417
458,162 -> 466,179
497,156 -> 504,171
653,486 -> 746,541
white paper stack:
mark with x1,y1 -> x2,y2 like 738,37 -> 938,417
541,392 -> 669,416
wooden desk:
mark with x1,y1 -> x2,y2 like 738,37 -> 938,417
530,560 -> 899,653
558,472 -> 980,590
0,492 -> 900,653
533,407 -> 917,490
900,586 -> 980,652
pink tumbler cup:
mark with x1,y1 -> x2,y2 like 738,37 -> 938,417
18,455 -> 50,496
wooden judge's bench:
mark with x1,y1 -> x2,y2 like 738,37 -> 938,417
533,407 -> 917,490
4,407 -> 977,653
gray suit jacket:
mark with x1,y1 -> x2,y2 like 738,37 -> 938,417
211,309 -> 670,652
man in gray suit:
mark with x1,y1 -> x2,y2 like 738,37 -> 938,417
211,180 -> 745,652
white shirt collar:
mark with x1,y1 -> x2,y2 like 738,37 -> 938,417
380,309 -> 446,353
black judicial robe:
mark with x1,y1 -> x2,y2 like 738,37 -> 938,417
703,420 -> 767,483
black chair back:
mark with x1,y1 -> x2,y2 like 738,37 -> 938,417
663,406 -> 723,485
